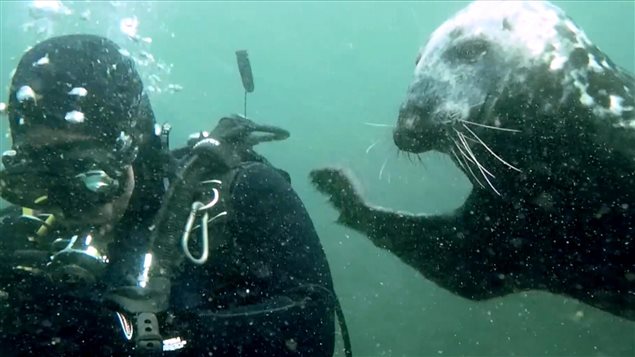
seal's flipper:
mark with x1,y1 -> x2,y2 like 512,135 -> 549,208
309,168 -> 369,228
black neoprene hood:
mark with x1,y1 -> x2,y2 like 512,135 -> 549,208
7,34 -> 149,149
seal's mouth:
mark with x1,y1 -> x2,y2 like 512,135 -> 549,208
393,97 -> 522,196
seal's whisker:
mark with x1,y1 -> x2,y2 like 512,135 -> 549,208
462,123 -> 522,172
479,166 -> 501,195
365,140 -> 380,154
363,122 -> 393,128
450,136 -> 477,165
450,147 -> 469,173
451,137 -> 485,189
378,157 -> 389,181
456,131 -> 501,195
449,111 -> 462,122
456,130 -> 495,179
409,153 -> 418,164
460,119 -> 521,133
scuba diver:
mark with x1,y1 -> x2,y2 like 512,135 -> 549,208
0,34 -> 351,356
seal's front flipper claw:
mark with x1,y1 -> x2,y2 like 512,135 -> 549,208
309,167 -> 368,228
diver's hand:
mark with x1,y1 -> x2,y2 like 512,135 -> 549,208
309,167 -> 370,229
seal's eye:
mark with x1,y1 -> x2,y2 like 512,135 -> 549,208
445,39 -> 489,63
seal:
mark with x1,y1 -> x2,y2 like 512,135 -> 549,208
310,0 -> 635,321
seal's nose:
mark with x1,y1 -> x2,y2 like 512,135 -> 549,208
392,127 -> 417,152
394,100 -> 448,154
394,103 -> 425,153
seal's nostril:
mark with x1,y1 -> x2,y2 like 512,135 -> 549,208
393,128 -> 418,152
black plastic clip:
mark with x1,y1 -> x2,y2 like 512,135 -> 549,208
134,312 -> 163,352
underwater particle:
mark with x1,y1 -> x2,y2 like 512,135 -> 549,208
16,85 -> 36,103
139,51 -> 153,61
18,118 -> 25,125
167,84 -> 183,93
116,131 -> 133,151
118,48 -> 131,57
64,110 -> 85,124
0,102 -> 6,114
120,16 -> 139,39
68,87 -> 88,97
28,0 -> 72,19
118,15 -> 152,43
32,53 -> 49,66
154,124 -> 162,136
570,310 -> 585,322
285,339 -> 298,351
148,74 -> 161,84
80,9 -> 91,21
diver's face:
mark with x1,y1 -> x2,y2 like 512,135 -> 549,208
16,128 -> 136,229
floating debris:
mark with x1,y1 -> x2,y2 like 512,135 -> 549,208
32,53 -> 49,66
167,84 -> 183,93
119,16 -> 139,39
68,87 -> 88,97
65,110 -> 85,124
2,150 -> 17,158
119,16 -> 151,43
80,9 -> 91,21
16,85 -> 36,103
28,0 -> 72,19
139,51 -> 154,61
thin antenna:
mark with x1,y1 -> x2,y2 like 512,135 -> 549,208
236,50 -> 254,117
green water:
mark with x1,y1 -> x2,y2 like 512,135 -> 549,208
1,1 -> 634,356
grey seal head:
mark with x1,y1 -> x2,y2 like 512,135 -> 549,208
394,0 -> 634,194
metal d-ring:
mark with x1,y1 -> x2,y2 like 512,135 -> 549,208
181,180 -> 226,264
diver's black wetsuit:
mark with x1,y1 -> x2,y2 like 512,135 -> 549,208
0,161 -> 336,356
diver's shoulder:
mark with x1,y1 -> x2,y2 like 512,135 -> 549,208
232,162 -> 291,189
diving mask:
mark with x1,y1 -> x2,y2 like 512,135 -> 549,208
0,138 -> 137,210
